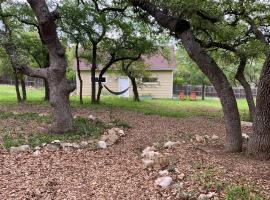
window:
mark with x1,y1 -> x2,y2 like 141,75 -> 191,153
142,77 -> 158,83
93,76 -> 107,83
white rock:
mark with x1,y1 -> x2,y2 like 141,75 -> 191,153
51,140 -> 61,144
142,146 -> 156,156
241,121 -> 253,127
106,133 -> 119,146
142,158 -> 154,168
206,192 -> 217,198
12,111 -> 19,115
97,141 -> 107,149
211,135 -> 219,140
34,146 -> 41,150
178,173 -> 185,180
164,141 -> 179,148
198,194 -> 208,200
33,150 -> 41,156
118,129 -> 125,136
61,143 -> 80,149
88,115 -> 98,120
80,141 -> 88,148
41,143 -> 47,147
195,134 -> 205,143
10,145 -> 30,153
159,170 -> 169,176
155,176 -> 173,188
242,133 -> 249,140
141,150 -> 160,160
107,129 -> 116,135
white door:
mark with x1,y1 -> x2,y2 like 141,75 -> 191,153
118,78 -> 129,97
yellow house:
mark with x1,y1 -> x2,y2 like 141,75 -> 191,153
75,53 -> 176,99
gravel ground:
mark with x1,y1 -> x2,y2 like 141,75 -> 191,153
0,105 -> 269,199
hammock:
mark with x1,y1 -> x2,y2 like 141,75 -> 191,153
103,84 -> 130,95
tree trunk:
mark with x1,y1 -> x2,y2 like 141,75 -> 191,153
235,57 -> 256,121
236,74 -> 255,121
21,77 -> 27,101
44,78 -> 50,101
13,71 -> 22,103
91,43 -> 97,104
179,30 -> 242,152
97,81 -> 103,103
132,0 -> 242,152
202,83 -> 205,100
75,42 -> 83,104
248,56 -> 270,160
129,75 -> 140,102
27,0 -> 74,133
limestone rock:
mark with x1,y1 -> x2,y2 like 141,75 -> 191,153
159,169 -> 169,176
155,176 -> 173,188
241,121 -> 253,127
80,141 -> 88,148
97,141 -> 107,149
142,158 -> 155,168
33,150 -> 41,156
10,145 -> 30,153
163,141 -> 179,148
211,135 -> 219,140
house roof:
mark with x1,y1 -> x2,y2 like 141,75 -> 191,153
74,50 -> 177,71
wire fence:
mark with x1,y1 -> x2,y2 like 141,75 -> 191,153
0,77 -> 44,87
173,84 -> 257,98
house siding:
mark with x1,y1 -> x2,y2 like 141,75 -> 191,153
77,70 -> 173,99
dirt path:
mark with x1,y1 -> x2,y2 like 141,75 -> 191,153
0,106 -> 269,199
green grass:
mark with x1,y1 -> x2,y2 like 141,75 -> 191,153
0,85 -> 251,120
2,117 -> 108,148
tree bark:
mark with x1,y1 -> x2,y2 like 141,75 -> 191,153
235,58 -> 256,121
202,83 -> 205,100
27,0 -> 74,133
133,0 -> 242,152
21,76 -> 27,101
13,70 -> 22,103
75,42 -> 83,104
91,43 -> 97,103
129,75 -> 140,102
44,78 -> 50,101
248,55 -> 270,160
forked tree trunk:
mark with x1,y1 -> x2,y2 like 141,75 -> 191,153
21,77 -> 27,101
27,0 -> 74,133
248,57 -> 270,160
75,42 -> 83,104
13,70 -> 22,103
202,83 -> 205,100
132,0 -> 242,152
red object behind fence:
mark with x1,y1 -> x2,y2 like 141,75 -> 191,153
190,92 -> 197,101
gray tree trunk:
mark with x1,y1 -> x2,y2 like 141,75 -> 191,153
27,0 -> 74,133
132,0 -> 242,152
248,56 -> 270,160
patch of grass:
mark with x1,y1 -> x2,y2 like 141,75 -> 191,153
3,134 -> 26,148
0,85 -> 253,120
0,112 -> 50,122
2,117 -> 108,148
225,185 -> 262,200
